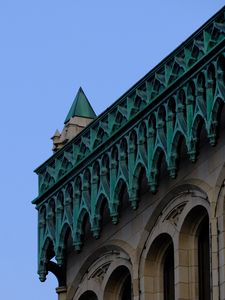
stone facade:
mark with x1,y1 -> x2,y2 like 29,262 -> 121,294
63,128 -> 225,299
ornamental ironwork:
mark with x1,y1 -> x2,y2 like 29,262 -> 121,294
33,7 -> 225,283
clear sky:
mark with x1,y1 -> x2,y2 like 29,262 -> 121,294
0,1 -> 224,299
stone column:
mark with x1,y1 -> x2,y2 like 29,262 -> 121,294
56,286 -> 67,300
211,216 -> 219,300
218,213 -> 225,299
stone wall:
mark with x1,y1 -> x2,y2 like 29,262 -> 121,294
62,117 -> 225,300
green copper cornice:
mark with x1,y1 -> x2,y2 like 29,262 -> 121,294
34,6 -> 225,199
64,87 -> 96,123
34,7 -> 225,282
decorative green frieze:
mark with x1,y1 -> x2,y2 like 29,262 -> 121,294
34,7 -> 225,197
34,7 -> 225,283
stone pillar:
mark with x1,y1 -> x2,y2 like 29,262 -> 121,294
211,216 -> 219,300
56,286 -> 67,300
218,214 -> 225,299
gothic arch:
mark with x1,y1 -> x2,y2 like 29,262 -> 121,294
41,236 -> 55,262
137,181 -> 211,254
38,236 -> 55,282
92,193 -> 111,235
95,193 -> 110,216
131,162 -> 148,197
177,88 -> 187,106
113,177 -> 129,211
58,222 -> 73,252
176,204 -> 210,299
137,183 -> 210,299
151,146 -> 167,171
192,113 -> 207,138
78,291 -> 98,300
208,96 -> 224,143
172,128 -> 187,150
141,233 -> 174,299
103,263 -> 133,300
169,130 -> 188,176
72,207 -> 92,251
67,243 -> 133,300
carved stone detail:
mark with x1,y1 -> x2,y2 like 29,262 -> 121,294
165,203 -> 187,226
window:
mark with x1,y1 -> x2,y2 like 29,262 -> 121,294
104,265 -> 132,300
163,244 -> 175,300
121,273 -> 132,300
79,291 -> 98,300
198,216 -> 210,300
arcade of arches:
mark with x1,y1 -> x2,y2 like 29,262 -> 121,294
67,171 -> 225,300
49,57 -> 225,300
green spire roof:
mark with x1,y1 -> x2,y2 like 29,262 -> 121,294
64,87 -> 96,124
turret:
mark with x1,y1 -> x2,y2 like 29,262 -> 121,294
52,87 -> 96,152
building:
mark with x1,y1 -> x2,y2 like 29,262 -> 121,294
33,6 -> 225,300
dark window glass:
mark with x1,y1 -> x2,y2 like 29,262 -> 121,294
163,244 -> 175,300
198,217 -> 210,300
121,274 -> 132,300
79,291 -> 98,300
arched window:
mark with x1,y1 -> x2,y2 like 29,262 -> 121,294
121,273 -> 132,300
163,243 -> 175,300
198,215 -> 210,300
79,290 -> 98,300
178,205 -> 210,299
143,233 -> 174,299
104,265 -> 132,300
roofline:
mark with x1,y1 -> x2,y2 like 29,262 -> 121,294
33,40 -> 225,205
34,5 -> 225,174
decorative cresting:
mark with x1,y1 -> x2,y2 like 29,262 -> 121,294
34,7 -> 225,196
34,7 -> 225,282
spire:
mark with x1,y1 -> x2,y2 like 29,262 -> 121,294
64,87 -> 96,124
52,87 -> 97,152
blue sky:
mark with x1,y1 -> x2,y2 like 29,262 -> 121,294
0,1 -> 224,299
